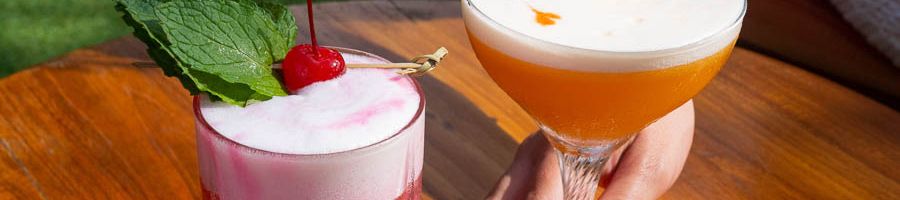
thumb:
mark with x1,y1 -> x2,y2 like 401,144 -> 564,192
600,101 -> 694,200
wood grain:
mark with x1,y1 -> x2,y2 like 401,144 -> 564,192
741,0 -> 900,107
0,1 -> 897,199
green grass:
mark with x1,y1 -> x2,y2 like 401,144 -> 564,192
0,0 -> 317,78
0,0 -> 130,77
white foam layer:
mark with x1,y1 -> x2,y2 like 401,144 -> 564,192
463,0 -> 745,72
195,114 -> 424,199
200,53 -> 422,154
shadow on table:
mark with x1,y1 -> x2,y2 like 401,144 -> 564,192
307,31 -> 519,198
289,3 -> 520,198
295,3 -> 521,197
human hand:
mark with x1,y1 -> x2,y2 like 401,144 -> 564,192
487,100 -> 696,200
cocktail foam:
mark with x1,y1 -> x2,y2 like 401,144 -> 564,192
464,0 -> 745,72
200,53 -> 421,155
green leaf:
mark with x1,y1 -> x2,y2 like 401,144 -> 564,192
257,0 -> 299,60
155,0 -> 289,101
116,0 -> 200,94
116,0 -> 296,106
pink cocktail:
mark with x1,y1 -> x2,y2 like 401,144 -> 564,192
193,48 -> 425,199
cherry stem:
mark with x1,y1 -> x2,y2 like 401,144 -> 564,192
306,0 -> 320,57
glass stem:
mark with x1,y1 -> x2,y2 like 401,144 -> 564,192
557,150 -> 607,200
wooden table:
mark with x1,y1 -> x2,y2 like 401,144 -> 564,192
1,1 -> 897,199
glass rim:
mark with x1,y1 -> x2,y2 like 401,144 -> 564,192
192,46 -> 426,158
463,0 -> 748,55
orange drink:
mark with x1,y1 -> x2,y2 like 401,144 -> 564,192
462,0 -> 746,198
470,35 -> 735,146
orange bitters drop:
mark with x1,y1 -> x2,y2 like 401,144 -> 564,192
530,7 -> 560,26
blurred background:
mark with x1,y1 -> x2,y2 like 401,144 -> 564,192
1,0 -> 896,106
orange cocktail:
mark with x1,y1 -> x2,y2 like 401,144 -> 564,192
470,35 -> 734,148
463,0 -> 746,198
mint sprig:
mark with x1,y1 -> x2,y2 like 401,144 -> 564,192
116,0 -> 296,106
116,0 -> 200,94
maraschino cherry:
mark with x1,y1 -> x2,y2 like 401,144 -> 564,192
282,44 -> 345,92
281,0 -> 346,93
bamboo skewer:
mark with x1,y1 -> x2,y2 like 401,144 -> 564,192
134,47 -> 448,77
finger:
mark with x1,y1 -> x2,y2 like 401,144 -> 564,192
600,100 -> 695,200
487,133 -> 562,200
599,135 -> 635,188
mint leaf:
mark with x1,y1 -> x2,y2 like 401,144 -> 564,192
116,0 -> 296,106
116,0 -> 200,94
155,0 -> 289,102
257,1 -> 298,60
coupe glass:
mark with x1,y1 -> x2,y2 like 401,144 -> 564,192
462,1 -> 746,198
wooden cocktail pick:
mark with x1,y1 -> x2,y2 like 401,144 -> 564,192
272,47 -> 448,77
135,47 -> 448,77
350,47 -> 447,77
